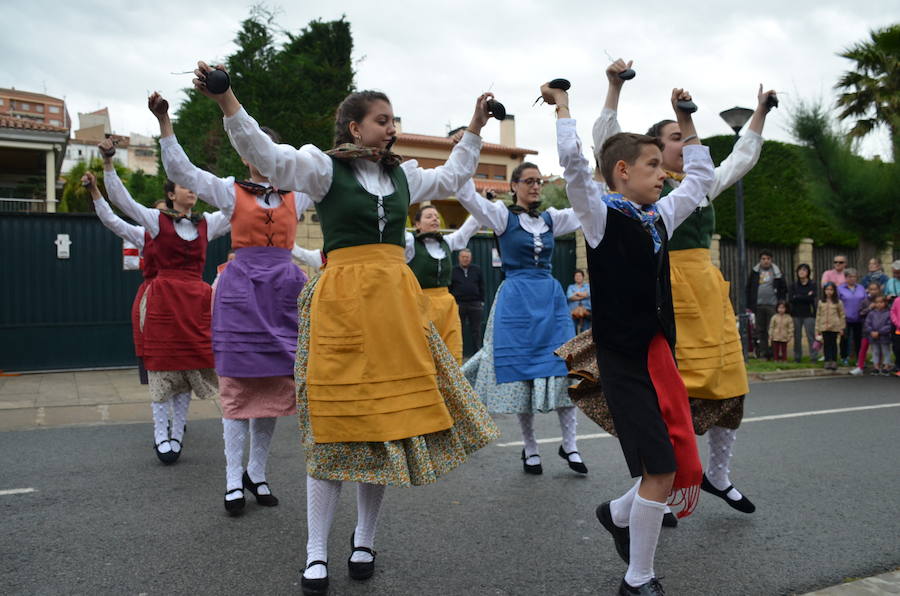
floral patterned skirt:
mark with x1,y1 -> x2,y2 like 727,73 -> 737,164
294,275 -> 500,487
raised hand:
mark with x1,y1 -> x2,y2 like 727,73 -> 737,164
467,92 -> 495,135
606,59 -> 634,87
539,82 -> 567,106
148,92 -> 170,120
81,171 -> 97,191
193,61 -> 229,98
98,138 -> 116,159
757,84 -> 778,112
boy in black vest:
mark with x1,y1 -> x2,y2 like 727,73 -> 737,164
545,82 -> 714,595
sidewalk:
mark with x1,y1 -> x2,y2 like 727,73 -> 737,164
0,369 -> 222,431
801,570 -> 900,595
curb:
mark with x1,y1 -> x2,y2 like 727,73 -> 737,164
0,400 -> 224,432
748,367 -> 856,382
801,570 -> 900,595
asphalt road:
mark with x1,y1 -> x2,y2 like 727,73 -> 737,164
1,376 -> 898,595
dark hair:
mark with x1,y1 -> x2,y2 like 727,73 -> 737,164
871,256 -> 882,265
646,119 -> 676,140
873,294 -> 887,304
759,250 -> 773,259
822,282 -> 839,303
574,269 -> 585,277
509,161 -> 541,202
599,133 -> 663,191
260,126 -> 281,144
776,300 -> 790,314
163,179 -> 176,209
796,263 -> 811,277
414,204 -> 438,223
333,90 -> 391,146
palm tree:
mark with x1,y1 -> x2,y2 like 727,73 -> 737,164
834,24 -> 900,156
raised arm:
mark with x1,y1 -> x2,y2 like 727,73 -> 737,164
546,208 -> 582,237
83,171 -> 145,248
99,139 -> 160,235
592,59 -> 631,154
708,86 -> 774,199
203,211 -> 231,242
444,214 -> 482,251
454,178 -> 510,234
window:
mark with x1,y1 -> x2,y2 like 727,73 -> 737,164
493,175 -> 505,180
0,98 -> 4,105
78,149 -> 83,156
49,105 -> 60,114
20,102 -> 29,110
36,104 -> 44,113
49,119 -> 62,126
474,173 -> 488,179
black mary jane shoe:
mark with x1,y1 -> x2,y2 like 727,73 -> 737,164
700,474 -> 756,513
558,445 -> 588,474
348,532 -> 376,580
618,577 -> 666,595
242,471 -> 279,507
301,561 -> 329,596
596,501 -> 630,564
223,489 -> 246,516
154,440 -> 179,465
521,449 -> 543,475
661,511 -> 678,528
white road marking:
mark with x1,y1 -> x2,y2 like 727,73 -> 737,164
0,488 -> 36,496
494,402 -> 900,447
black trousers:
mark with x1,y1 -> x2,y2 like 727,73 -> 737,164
754,304 -> 776,357
822,331 -> 839,362
840,322 -> 863,360
458,301 -> 484,352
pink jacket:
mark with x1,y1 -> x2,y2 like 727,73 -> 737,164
891,298 -> 900,330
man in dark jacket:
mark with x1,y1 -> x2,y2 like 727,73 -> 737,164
449,248 -> 485,352
746,250 -> 787,359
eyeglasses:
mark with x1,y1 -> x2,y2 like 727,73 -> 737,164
834,260 -> 845,264
516,178 -> 544,187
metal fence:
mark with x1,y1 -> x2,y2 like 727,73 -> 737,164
0,198 -> 55,213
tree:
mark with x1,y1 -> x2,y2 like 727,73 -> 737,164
172,11 -> 355,179
59,159 -> 130,213
834,24 -> 900,154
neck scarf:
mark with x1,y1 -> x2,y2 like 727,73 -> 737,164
236,180 -> 289,205
415,231 -> 443,242
664,169 -> 686,182
161,208 -> 202,225
508,201 -> 542,218
326,143 -> 403,168
602,192 -> 662,253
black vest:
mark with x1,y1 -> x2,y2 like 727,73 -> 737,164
587,209 -> 676,355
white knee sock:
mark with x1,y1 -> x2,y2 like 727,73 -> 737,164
625,494 -> 666,587
305,476 -> 343,580
222,418 -> 249,499
247,417 -> 276,495
170,392 -> 191,451
352,483 -> 386,563
517,413 -> 540,464
556,407 -> 582,463
610,478 -> 641,527
707,426 -> 743,500
151,402 -> 171,452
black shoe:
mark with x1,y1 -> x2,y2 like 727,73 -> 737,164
301,561 -> 328,596
700,474 -> 756,513
242,471 -> 279,506
558,445 -> 588,474
596,501 -> 630,564
661,511 -> 678,528
619,577 -> 665,595
348,531 -> 376,580
521,449 -> 542,475
154,440 -> 179,465
223,489 -> 245,516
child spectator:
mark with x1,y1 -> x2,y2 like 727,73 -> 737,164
892,294 -> 900,375
863,295 -> 893,375
768,301 -> 793,362
850,282 -> 883,375
816,282 -> 845,371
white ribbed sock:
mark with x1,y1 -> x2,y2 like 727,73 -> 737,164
305,476 -> 343,580
517,413 -> 540,465
352,483 -> 386,563
151,402 -> 171,452
610,478 -> 641,527
222,418 -> 248,499
247,417 -> 276,495
625,494 -> 666,588
556,407 -> 582,463
169,392 -> 191,451
707,426 -> 743,500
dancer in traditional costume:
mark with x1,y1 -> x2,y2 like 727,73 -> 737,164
593,60 -> 776,514
151,92 -> 313,514
193,62 -> 499,595
457,167 -> 585,475
100,137 -> 226,464
550,81 -> 713,595
405,204 -> 481,363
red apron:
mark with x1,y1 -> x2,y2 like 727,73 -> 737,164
131,231 -> 157,358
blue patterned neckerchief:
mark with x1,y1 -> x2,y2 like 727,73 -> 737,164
603,192 -> 662,253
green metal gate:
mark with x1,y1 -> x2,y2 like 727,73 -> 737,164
0,213 -> 230,372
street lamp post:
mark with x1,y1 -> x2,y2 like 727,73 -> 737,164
719,106 -> 755,359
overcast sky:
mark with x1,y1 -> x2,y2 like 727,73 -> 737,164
4,1 -> 897,174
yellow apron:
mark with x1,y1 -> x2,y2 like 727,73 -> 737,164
669,249 -> 749,400
307,244 -> 454,443
421,287 -> 463,365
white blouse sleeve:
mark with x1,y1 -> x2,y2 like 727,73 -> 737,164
556,119 -> 608,248
454,178 -> 509,234
223,106 -> 333,201
546,207 -> 582,237
159,136 -> 236,213
403,131 -> 482,206
708,130 -> 764,200
404,231 -> 416,263
656,145 -> 716,236
592,108 -> 622,159
93,198 -> 145,248
294,192 -> 314,220
444,215 -> 482,251
103,166 -> 160,237
292,244 -> 324,271
203,211 -> 232,241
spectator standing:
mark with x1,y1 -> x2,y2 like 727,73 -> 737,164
746,250 -> 787,359
821,254 -> 848,287
566,269 -> 592,333
789,263 -> 818,362
861,257 -> 889,290
838,269 -> 866,363
449,248 -> 485,352
815,282 -> 846,371
883,260 -> 900,300
850,282 -> 883,375
768,301 -> 793,362
891,295 -> 900,374
863,295 -> 893,375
